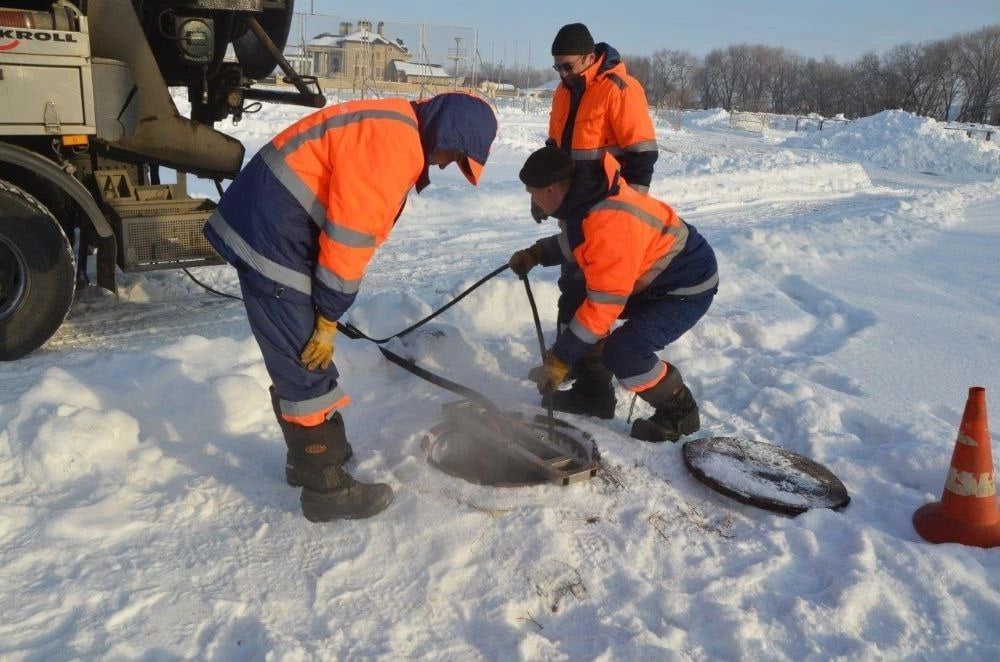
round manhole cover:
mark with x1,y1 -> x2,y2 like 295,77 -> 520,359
682,436 -> 850,515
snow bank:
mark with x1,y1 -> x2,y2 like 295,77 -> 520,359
684,108 -> 731,128
782,110 -> 1000,177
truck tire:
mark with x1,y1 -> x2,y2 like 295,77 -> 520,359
0,178 -> 76,360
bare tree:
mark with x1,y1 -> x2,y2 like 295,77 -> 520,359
923,39 -> 962,120
955,25 -> 1000,122
615,22 -> 996,122
644,48 -> 700,108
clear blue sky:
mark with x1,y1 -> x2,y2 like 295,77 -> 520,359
301,0 -> 998,65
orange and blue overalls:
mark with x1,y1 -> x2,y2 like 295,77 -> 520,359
534,155 -> 717,394
204,94 -> 497,425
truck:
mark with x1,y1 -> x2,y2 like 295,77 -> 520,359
0,0 -> 324,359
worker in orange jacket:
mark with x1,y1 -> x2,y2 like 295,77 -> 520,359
547,22 -> 658,195
535,23 -> 661,389
204,93 -> 497,522
509,146 -> 717,442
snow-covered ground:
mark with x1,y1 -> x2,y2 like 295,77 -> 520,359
2,102 -> 998,659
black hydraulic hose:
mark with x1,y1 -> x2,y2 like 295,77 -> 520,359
377,345 -> 516,442
183,267 -> 243,301
188,261 -> 541,441
337,264 -> 509,344
519,274 -> 555,441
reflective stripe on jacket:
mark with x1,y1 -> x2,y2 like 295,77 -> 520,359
207,97 -> 424,321
548,43 -> 658,189
540,155 -> 718,364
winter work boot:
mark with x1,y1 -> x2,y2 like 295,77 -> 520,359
299,466 -> 395,523
271,386 -> 352,486
540,339 -> 616,419
630,364 -> 700,443
281,412 -> 393,522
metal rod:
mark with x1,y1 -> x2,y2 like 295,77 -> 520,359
520,274 -> 555,440
244,15 -> 326,106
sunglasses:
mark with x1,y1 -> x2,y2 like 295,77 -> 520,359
552,56 -> 585,73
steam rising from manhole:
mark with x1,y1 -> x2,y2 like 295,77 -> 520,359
422,401 -> 601,487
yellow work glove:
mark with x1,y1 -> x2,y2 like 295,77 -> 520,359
536,350 -> 571,393
509,243 -> 545,278
300,313 -> 338,371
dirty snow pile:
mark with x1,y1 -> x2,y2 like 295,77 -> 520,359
1,97 -> 999,659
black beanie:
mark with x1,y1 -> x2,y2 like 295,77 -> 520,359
551,23 -> 595,56
519,146 -> 575,187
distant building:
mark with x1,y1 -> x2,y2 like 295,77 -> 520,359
388,60 -> 458,85
305,20 -> 410,83
479,81 -> 517,97
524,78 -> 560,99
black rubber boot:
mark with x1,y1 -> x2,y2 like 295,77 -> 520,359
630,364 -> 700,443
299,468 -> 395,522
270,386 -> 352,486
280,411 -> 393,522
543,384 -> 617,419
540,340 -> 616,419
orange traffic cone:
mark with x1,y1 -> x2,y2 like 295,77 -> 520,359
913,386 -> 1000,548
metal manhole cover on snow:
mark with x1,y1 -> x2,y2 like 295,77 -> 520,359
682,436 -> 850,515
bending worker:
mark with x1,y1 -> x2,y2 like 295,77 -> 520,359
204,93 -> 498,523
509,145 -> 717,442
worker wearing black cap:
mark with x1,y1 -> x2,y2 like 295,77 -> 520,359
510,146 -> 717,443
547,22 -> 658,195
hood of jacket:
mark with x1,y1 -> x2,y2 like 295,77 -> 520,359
412,93 -> 498,192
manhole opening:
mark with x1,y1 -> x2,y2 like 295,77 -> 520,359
423,400 -> 601,487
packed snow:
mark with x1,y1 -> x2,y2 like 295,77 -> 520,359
1,100 -> 998,659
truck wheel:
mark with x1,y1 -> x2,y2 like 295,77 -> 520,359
0,179 -> 76,360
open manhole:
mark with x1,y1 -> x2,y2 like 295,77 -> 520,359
422,400 -> 600,486
682,436 -> 850,516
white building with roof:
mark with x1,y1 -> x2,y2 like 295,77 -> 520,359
388,61 -> 461,86
305,20 -> 410,82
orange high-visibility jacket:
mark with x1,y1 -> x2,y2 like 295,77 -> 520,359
537,155 -> 718,365
268,97 -> 424,311
549,44 -> 658,190
204,95 -> 496,322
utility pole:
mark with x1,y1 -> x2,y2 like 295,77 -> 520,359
448,36 -> 467,89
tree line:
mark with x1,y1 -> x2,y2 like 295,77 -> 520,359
480,24 -> 999,123
624,24 -> 999,122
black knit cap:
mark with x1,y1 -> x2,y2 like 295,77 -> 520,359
519,145 -> 576,187
551,23 -> 595,56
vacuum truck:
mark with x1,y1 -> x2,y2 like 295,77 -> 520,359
0,0 -> 324,359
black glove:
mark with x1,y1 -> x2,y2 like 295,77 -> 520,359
509,244 -> 545,278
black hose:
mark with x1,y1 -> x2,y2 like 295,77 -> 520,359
183,267 -> 243,301
338,264 -> 509,344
